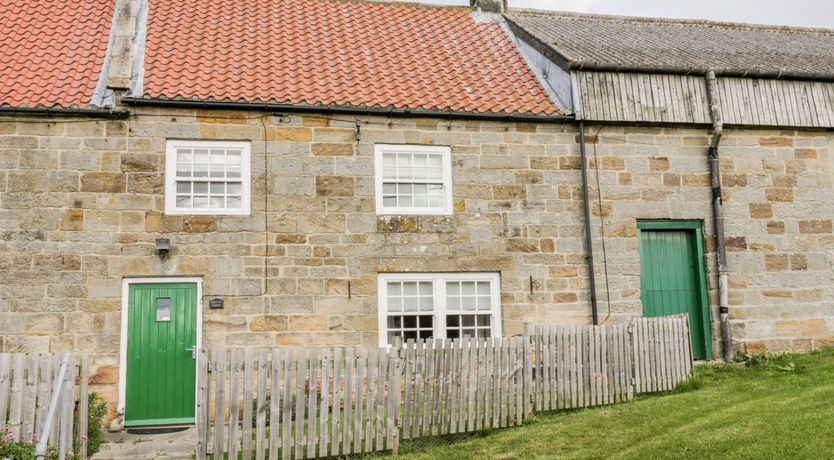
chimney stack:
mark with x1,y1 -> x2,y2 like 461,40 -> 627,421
470,0 -> 507,13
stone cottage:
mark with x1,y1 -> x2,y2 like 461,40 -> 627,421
1,0 -> 833,426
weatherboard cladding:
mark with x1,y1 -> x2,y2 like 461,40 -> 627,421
141,0 -> 560,116
572,71 -> 834,128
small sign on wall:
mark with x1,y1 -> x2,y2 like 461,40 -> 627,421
209,298 -> 224,309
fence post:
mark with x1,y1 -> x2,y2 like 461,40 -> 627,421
196,349 -> 208,460
79,355 -> 89,459
522,323 -> 532,418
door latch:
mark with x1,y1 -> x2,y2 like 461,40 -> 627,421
186,345 -> 197,359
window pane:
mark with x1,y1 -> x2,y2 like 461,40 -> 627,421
227,165 -> 241,178
210,151 -> 225,164
388,282 -> 402,296
387,316 -> 402,328
477,282 -> 490,295
403,296 -> 418,312
210,197 -> 225,208
227,183 -> 241,195
403,316 -> 417,328
177,149 -> 192,163
419,282 -> 432,295
194,149 -> 209,164
227,196 -> 241,208
193,182 -> 208,194
210,183 -> 224,194
226,151 -> 241,164
388,297 -> 402,312
193,196 -> 209,208
176,164 -> 191,177
462,282 -> 476,295
176,182 -> 191,193
210,164 -> 225,178
193,163 -> 208,177
176,196 -> 191,207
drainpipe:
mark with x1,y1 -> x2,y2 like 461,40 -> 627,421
705,70 -> 732,362
578,122 -> 600,325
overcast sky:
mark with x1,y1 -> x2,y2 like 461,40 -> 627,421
515,0 -> 834,28
429,0 -> 834,28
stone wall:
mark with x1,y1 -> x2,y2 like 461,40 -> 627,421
582,125 -> 834,355
1,109 -> 833,406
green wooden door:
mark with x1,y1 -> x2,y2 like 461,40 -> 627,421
638,222 -> 712,360
126,282 -> 198,426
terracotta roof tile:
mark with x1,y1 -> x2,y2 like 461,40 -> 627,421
0,0 -> 114,108
144,0 -> 560,115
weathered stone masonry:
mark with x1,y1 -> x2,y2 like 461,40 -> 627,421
1,109 -> 833,405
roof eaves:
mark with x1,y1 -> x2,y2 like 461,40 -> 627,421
121,97 -> 571,121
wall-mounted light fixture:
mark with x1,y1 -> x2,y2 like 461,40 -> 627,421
155,238 -> 171,257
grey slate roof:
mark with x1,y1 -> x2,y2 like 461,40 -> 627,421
505,9 -> 834,79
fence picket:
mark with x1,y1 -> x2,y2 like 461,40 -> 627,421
318,348 -> 329,458
269,349 -> 282,460
196,349 -> 208,460
306,348 -> 318,459
280,349 -> 293,460
329,348 -> 341,456
256,349 -> 268,460
242,348 -> 254,460
228,349 -> 241,460
213,348 -> 227,459
353,347 -> 365,455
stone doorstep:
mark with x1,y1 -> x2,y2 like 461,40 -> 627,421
92,426 -> 197,460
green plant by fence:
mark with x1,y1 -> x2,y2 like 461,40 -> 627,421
198,314 -> 694,459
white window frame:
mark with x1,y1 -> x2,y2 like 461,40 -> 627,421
374,144 -> 454,215
164,140 -> 252,216
377,272 -> 502,347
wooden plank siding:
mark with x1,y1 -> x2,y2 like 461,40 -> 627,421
575,71 -> 711,124
574,71 -> 834,128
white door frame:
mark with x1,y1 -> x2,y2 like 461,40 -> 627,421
118,277 -> 203,415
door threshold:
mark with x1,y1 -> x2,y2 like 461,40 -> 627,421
125,425 -> 192,435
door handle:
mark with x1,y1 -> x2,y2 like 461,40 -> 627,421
186,345 -> 197,359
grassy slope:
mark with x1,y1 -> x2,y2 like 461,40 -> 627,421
388,350 -> 834,460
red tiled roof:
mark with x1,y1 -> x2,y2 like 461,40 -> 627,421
144,0 -> 560,115
0,0 -> 114,109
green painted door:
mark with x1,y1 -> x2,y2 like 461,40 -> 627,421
638,222 -> 712,360
126,282 -> 198,426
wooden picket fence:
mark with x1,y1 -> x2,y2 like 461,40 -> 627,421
0,353 -> 90,458
632,316 -> 693,393
198,315 -> 693,459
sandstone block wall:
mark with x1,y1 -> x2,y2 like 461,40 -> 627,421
1,110 -> 833,405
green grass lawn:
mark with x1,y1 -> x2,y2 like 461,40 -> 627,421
388,349 -> 834,460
